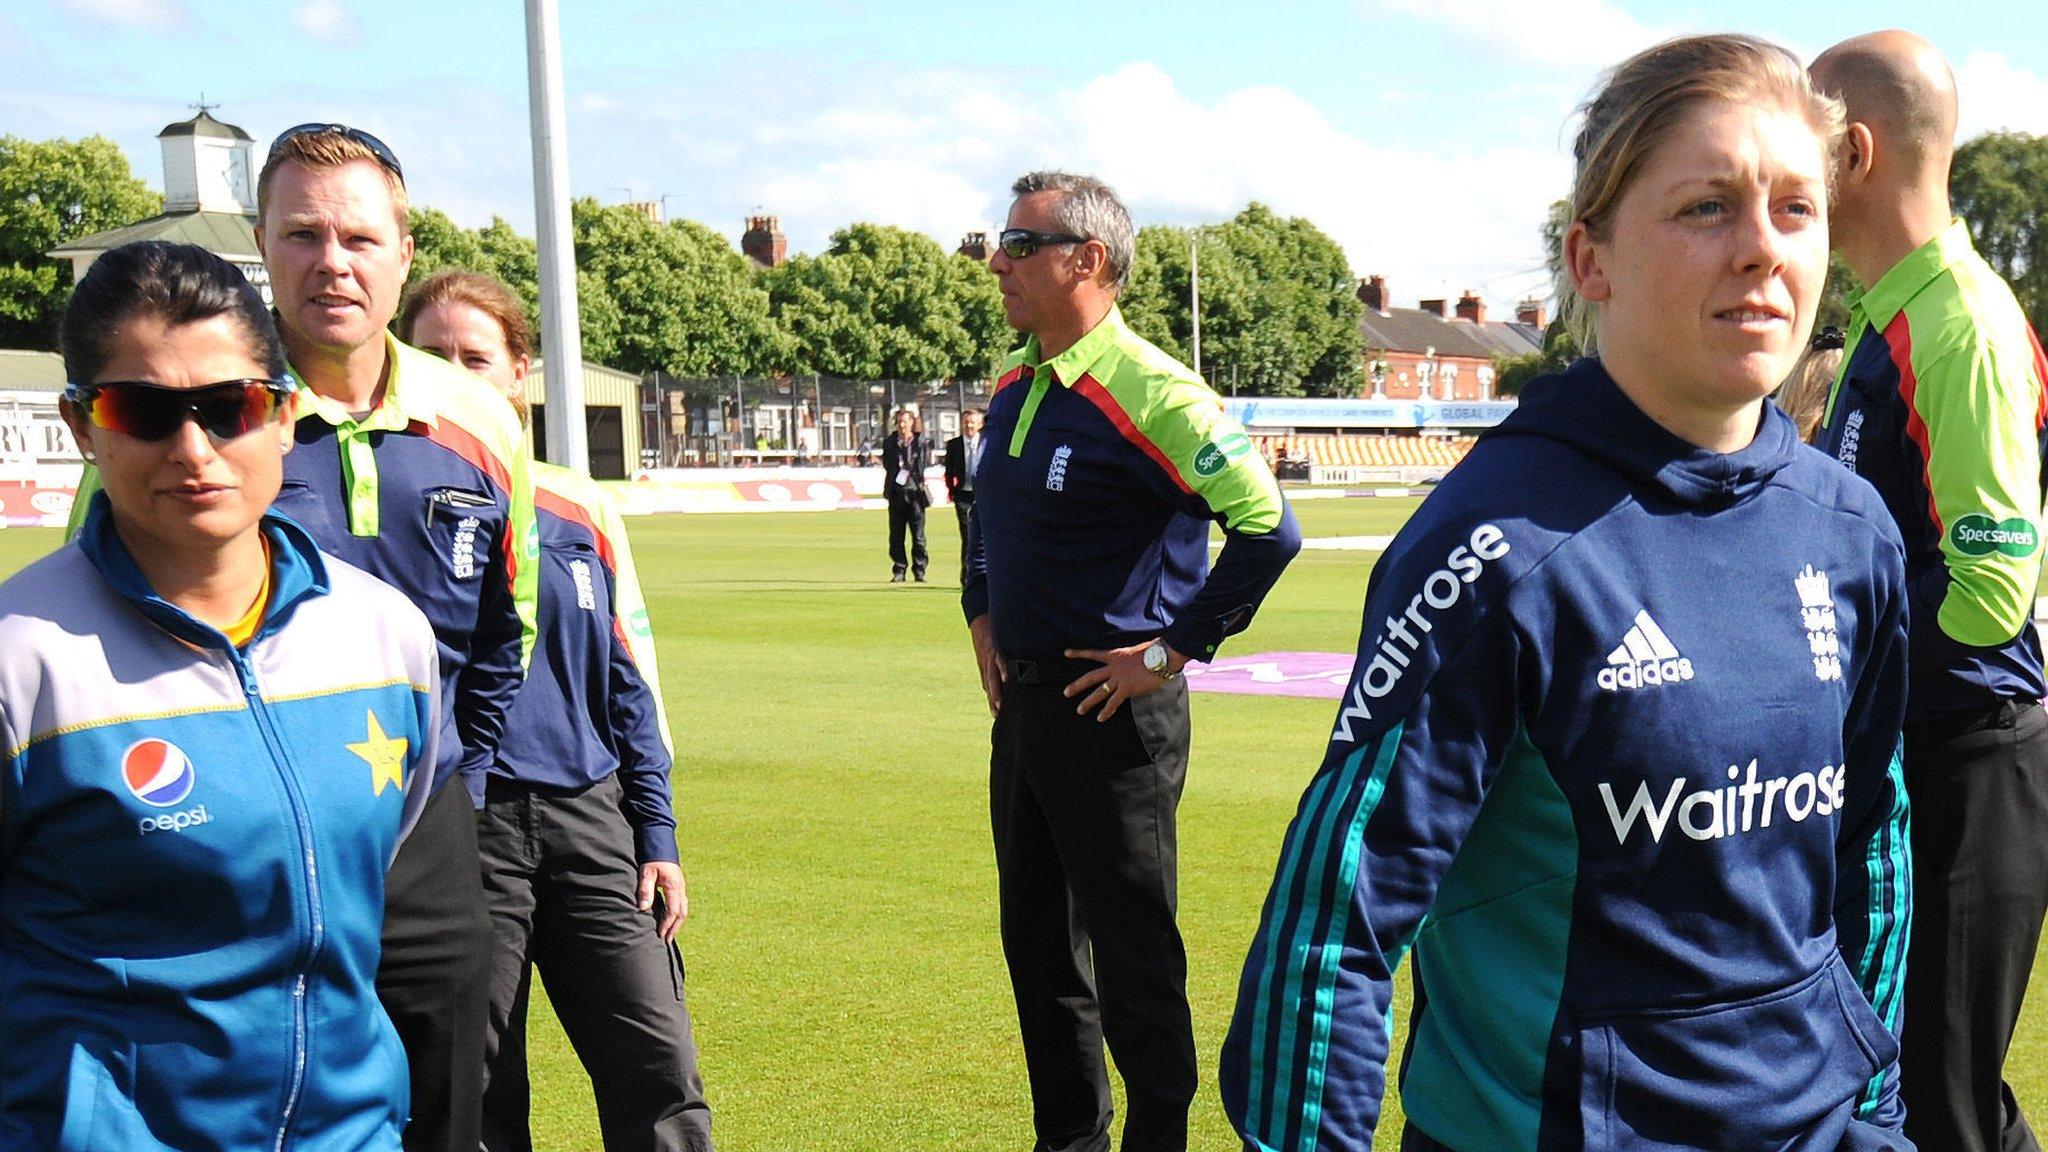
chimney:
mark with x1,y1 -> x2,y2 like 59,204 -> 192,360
1515,298 -> 1547,329
1455,290 -> 1486,324
957,231 -> 990,262
741,215 -> 787,268
1418,297 -> 1449,318
1358,274 -> 1389,313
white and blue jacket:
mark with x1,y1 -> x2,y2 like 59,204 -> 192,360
1223,359 -> 1914,1152
0,498 -> 437,1151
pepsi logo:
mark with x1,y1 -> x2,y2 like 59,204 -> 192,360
122,738 -> 196,808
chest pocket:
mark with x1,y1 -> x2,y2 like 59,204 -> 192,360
272,478 -> 337,536
424,487 -> 497,582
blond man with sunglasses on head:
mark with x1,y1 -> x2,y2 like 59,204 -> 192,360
256,121 -> 537,1152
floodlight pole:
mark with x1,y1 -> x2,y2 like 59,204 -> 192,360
1190,233 -> 1202,376
525,0 -> 587,471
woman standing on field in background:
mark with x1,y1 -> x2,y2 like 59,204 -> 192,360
398,271 -> 713,1152
1221,35 -> 1913,1152
0,240 -> 437,1151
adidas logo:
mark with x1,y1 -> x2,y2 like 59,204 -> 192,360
1596,609 -> 1696,692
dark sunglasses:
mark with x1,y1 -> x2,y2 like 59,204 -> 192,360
66,378 -> 298,443
1811,325 -> 1846,352
998,228 -> 1087,260
268,122 -> 405,182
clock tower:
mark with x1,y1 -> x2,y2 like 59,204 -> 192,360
158,108 -> 257,217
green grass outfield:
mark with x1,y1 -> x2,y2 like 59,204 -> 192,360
3,497 -> 2045,1151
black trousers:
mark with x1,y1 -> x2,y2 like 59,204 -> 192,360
990,663 -> 1196,1152
887,493 -> 928,576
1900,698 -> 2048,1152
954,493 -> 975,582
379,779 -> 495,1152
477,774 -> 713,1152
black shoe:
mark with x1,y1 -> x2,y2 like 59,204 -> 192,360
913,571 -> 927,583
891,571 -> 906,583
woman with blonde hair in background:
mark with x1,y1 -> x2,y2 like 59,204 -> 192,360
1778,324 -> 1847,442
399,271 -> 713,1152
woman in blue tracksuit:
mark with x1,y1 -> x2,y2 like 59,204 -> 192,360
1222,35 -> 1914,1152
0,241 -> 438,1151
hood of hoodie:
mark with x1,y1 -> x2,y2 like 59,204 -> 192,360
1485,356 -> 1800,509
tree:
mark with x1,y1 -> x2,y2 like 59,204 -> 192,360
1951,131 -> 2048,335
401,207 -> 631,370
0,135 -> 161,348
1493,198 -> 1581,396
1119,204 -> 1362,397
572,200 -> 782,377
764,223 -> 1006,382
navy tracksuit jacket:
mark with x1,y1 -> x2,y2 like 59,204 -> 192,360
1223,358 -> 1914,1152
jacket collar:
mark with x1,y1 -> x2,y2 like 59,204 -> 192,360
294,332 -> 442,431
1848,217 -> 1975,332
78,492 -> 332,652
1024,305 -> 1124,388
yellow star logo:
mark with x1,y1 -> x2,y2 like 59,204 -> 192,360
348,710 -> 408,798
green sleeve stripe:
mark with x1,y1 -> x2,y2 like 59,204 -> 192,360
1855,745 -> 1912,1119
1243,722 -> 1406,1150
1295,727 -> 1409,1149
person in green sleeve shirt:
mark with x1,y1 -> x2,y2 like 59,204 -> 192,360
963,170 -> 1301,1152
1812,32 -> 2048,1152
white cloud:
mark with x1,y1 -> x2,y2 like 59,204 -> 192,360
0,55 -> 1567,315
615,60 -> 1565,310
1367,0 -> 1665,72
1956,51 -> 2048,138
291,0 -> 355,46
56,0 -> 185,28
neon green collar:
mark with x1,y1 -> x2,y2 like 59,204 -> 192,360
1847,217 -> 1975,332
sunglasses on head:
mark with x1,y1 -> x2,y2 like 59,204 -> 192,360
998,228 -> 1087,260
268,122 -> 405,182
66,378 -> 298,443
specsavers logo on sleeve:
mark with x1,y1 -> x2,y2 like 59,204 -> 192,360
1193,432 -> 1253,477
1950,513 -> 2039,558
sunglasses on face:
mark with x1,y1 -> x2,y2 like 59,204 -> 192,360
268,122 -> 406,183
66,378 -> 298,443
1811,325 -> 1846,352
998,228 -> 1087,260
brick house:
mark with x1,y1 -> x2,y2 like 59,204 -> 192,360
1356,275 -> 1546,400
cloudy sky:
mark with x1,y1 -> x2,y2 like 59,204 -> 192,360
6,0 -> 2045,312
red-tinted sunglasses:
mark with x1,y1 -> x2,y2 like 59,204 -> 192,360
65,378 -> 297,442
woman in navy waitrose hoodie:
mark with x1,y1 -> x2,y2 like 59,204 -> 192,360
1223,35 -> 1914,1152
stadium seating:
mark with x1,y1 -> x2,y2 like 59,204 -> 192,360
1256,433 -> 1477,470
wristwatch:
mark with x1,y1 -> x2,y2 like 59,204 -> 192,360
1142,639 -> 1179,681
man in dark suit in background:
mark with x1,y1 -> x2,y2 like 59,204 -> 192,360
943,408 -> 985,583
881,408 -> 931,582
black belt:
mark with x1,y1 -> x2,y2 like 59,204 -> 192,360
1905,696 -> 2043,742
1007,656 -> 1097,685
